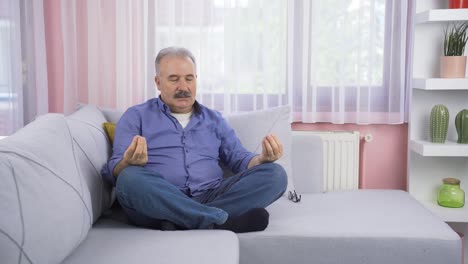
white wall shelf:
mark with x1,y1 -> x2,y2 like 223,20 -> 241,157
413,78 -> 468,90
410,140 -> 468,157
416,9 -> 468,24
421,200 -> 468,222
409,2 -> 468,229
411,2 -> 468,258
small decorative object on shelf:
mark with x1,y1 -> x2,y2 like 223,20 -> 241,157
430,104 -> 450,143
440,21 -> 468,78
455,109 -> 468,144
438,178 -> 465,208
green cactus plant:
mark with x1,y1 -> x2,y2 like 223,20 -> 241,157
455,109 -> 468,144
430,104 -> 449,143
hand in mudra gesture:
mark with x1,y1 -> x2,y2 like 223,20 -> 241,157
123,135 -> 148,166
259,134 -> 283,163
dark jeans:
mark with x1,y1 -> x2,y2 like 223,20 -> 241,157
115,163 -> 287,229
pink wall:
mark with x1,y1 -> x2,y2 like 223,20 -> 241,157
292,123 -> 408,190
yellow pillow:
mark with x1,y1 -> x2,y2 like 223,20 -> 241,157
103,122 -> 116,145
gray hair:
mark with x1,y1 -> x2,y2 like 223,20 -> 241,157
155,47 -> 197,76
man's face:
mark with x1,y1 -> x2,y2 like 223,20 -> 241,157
155,55 -> 197,113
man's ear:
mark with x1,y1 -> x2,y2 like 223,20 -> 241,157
155,75 -> 161,91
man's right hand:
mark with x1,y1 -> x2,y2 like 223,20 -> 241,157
113,135 -> 148,177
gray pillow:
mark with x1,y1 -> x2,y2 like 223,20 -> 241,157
76,103 -> 124,123
224,105 -> 294,192
99,107 -> 125,123
0,114 -> 93,264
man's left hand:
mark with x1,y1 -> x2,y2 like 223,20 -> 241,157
247,134 -> 283,169
259,134 -> 283,163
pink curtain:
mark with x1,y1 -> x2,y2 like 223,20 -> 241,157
43,0 -> 146,114
43,0 -> 64,113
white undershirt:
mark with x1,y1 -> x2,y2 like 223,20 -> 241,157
170,111 -> 193,129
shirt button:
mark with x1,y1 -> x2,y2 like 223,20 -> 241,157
185,149 -> 189,153
186,165 -> 190,169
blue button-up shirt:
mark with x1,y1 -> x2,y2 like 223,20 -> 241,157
104,97 -> 256,196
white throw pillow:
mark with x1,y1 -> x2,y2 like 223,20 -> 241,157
224,105 -> 294,193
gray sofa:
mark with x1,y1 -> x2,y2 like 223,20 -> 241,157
0,105 -> 462,264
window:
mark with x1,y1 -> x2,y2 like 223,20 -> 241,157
294,0 -> 411,123
0,19 -> 12,100
0,18 -> 15,135
309,0 -> 385,87
0,0 -> 45,135
153,0 -> 287,96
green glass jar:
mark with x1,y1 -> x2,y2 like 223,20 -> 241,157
437,178 -> 465,208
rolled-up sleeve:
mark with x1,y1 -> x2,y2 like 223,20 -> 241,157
102,108 -> 141,186
218,117 -> 256,174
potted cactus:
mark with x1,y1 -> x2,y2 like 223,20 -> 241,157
430,104 -> 450,143
455,109 -> 468,144
440,21 -> 468,78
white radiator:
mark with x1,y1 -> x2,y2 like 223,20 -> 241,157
293,131 -> 360,192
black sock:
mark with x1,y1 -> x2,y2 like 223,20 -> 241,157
214,208 -> 269,233
160,220 -> 178,231
160,220 -> 188,231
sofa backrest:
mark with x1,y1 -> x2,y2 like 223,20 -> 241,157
291,131 -> 323,194
0,105 -> 113,264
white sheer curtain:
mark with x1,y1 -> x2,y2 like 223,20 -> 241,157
0,0 -> 48,136
291,0 -> 413,124
149,0 -> 288,114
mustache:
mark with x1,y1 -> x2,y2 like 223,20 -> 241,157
174,91 -> 192,98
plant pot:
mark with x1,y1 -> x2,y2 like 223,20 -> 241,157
440,56 -> 467,78
449,0 -> 468,8
455,109 -> 468,144
430,104 -> 449,143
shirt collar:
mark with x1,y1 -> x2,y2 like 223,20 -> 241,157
156,96 -> 202,115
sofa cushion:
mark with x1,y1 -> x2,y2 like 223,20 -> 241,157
0,114 -> 93,264
224,105 -> 294,192
66,105 -> 114,222
62,217 -> 239,264
238,190 -> 461,264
